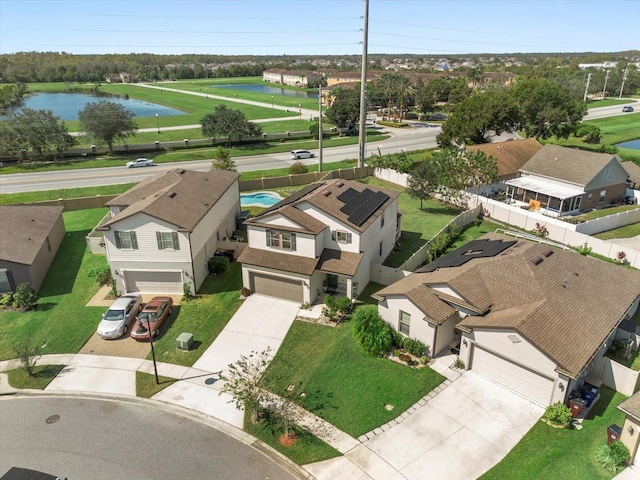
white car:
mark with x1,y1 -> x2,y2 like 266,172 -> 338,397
291,150 -> 315,160
97,294 -> 142,339
126,158 -> 155,168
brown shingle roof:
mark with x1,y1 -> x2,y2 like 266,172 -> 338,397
237,247 -> 318,276
378,233 -> 640,379
102,169 -> 239,231
0,206 -> 63,265
622,161 -> 640,183
466,138 -> 542,178
618,391 -> 640,421
251,205 -> 327,235
520,145 -> 617,186
317,249 -> 363,276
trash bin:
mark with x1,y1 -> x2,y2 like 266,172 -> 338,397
581,383 -> 599,407
569,398 -> 587,418
608,424 -> 622,445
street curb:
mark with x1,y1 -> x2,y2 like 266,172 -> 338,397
2,389 -> 314,480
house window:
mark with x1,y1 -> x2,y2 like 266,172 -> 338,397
156,232 -> 180,250
399,310 -> 411,335
381,210 -> 385,228
114,230 -> 138,250
333,230 -> 352,244
588,193 -> 593,202
602,167 -> 614,181
266,229 -> 296,251
379,240 -> 383,256
45,236 -> 51,252
0,270 -> 12,294
599,190 -> 606,203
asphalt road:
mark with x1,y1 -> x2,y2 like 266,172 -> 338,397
0,127 -> 440,193
0,396 -> 297,480
583,99 -> 639,120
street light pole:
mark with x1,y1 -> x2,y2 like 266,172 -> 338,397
156,113 -> 160,134
146,316 -> 159,384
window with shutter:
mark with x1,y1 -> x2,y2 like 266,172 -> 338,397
115,230 -> 136,249
156,232 -> 179,250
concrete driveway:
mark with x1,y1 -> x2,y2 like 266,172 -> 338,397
307,372 -> 544,480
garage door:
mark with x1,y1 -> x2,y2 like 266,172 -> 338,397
251,273 -> 303,303
125,271 -> 183,294
471,346 -> 554,406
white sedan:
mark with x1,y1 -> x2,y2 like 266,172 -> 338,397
126,157 -> 155,168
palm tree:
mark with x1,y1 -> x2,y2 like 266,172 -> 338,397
377,72 -> 399,119
396,75 -> 415,122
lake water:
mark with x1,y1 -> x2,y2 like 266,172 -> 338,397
1,92 -> 186,121
212,84 -> 318,100
618,139 -> 640,150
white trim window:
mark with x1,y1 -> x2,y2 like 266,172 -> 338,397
599,190 -> 607,203
399,310 -> 411,335
332,230 -> 352,244
114,230 -> 138,250
266,229 -> 296,251
156,232 -> 180,250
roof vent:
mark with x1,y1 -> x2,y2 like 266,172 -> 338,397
336,181 -> 344,187
168,192 -> 177,198
530,257 -> 543,265
542,249 -> 553,257
322,190 -> 331,197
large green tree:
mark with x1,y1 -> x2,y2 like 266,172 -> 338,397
406,159 -> 441,210
437,90 -> 520,147
78,101 -> 137,154
201,104 -> 262,146
511,78 -> 587,139
325,88 -> 360,131
0,108 -> 75,157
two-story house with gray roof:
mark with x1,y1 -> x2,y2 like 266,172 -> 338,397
97,169 -> 240,295
238,179 -> 401,304
504,144 -> 630,216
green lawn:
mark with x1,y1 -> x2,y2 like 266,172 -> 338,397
5,365 -> 64,389
593,222 -> 640,240
568,205 -> 640,222
0,184 -> 136,205
0,208 -> 108,360
482,388 -> 628,480
136,371 -> 177,398
147,262 -> 243,366
587,99 -> 633,108
261,282 -> 445,438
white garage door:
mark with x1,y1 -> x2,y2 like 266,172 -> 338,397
251,273 -> 303,303
471,346 -> 554,406
125,271 -> 183,294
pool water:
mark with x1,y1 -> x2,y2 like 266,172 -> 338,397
240,191 -> 283,207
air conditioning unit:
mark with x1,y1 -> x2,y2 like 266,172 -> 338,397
176,332 -> 194,351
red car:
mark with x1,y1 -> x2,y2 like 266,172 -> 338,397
130,296 -> 173,341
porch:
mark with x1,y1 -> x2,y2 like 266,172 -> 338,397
505,176 -> 585,218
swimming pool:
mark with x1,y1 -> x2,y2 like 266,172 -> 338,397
240,191 -> 284,207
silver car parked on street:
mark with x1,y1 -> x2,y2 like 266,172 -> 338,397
97,294 -> 143,339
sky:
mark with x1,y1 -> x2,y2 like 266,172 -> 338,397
1,0 -> 638,57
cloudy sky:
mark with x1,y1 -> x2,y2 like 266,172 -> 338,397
1,0 -> 638,56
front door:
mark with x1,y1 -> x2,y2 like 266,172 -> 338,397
327,274 -> 338,291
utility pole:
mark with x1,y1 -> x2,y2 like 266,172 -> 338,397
583,73 -> 592,102
318,86 -> 323,172
357,0 -> 369,168
601,69 -> 610,100
619,66 -> 629,99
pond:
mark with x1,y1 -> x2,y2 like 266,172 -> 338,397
212,84 -> 318,100
618,139 -> 640,150
240,191 -> 283,208
0,92 -> 186,121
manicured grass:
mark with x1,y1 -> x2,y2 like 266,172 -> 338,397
587,99 -> 634,108
446,220 -> 497,251
261,315 -> 445,438
360,177 -> 463,268
481,388 -> 628,480
136,371 -> 176,398
569,204 -> 639,221
5,365 -> 64,389
0,208 -> 108,360
0,184 -> 136,205
147,262 -> 243,366
593,222 -> 640,240
243,409 -> 341,466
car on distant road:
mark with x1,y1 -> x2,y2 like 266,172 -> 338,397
126,157 -> 155,168
130,296 -> 173,341
622,106 -> 634,112
97,294 -> 142,339
291,150 -> 314,160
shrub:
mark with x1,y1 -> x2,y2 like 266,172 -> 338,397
390,329 -> 404,349
576,243 -> 592,256
207,256 -> 230,275
12,283 -> 38,310
0,293 -> 13,306
182,282 -> 192,302
533,222 -> 549,238
211,146 -> 236,171
595,441 -> 629,473
88,264 -> 112,286
402,337 -> 429,357
322,294 -> 352,320
12,334 -> 40,377
288,161 -> 309,175
352,305 -> 393,356
543,401 -> 573,428
576,124 -> 601,144
240,287 -> 251,298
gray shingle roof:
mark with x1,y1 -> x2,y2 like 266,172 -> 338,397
0,206 -> 64,265
102,169 -> 239,231
519,144 -> 617,186
237,247 -> 318,276
317,249 -> 363,276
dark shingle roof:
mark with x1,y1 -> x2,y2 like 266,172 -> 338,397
237,247 -> 318,276
317,249 -> 363,276
0,206 -> 64,265
519,145 -> 617,186
102,169 -> 239,231
376,233 -> 640,379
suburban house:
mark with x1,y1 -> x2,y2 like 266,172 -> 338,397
238,179 -> 401,304
262,68 -> 321,87
504,144 -> 630,216
373,233 -> 640,406
617,392 -> 640,466
96,169 -> 241,295
0,205 -> 65,293
262,68 -> 287,83
466,138 -> 542,183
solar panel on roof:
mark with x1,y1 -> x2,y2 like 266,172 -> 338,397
348,191 -> 389,226
416,239 -> 517,273
341,189 -> 376,216
337,187 -> 359,204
